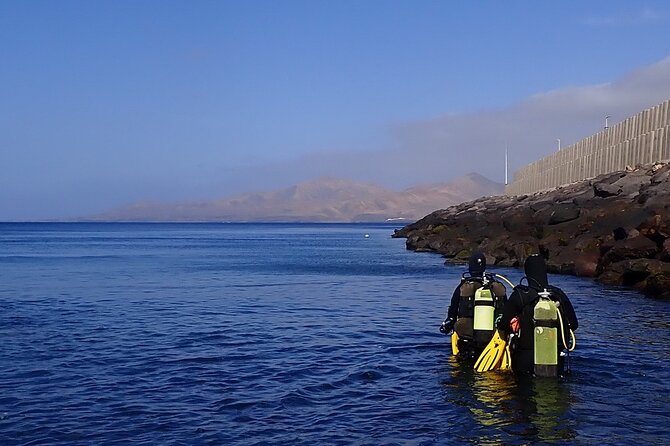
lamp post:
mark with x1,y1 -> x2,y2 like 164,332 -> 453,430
605,114 -> 611,129
557,138 -> 561,151
504,144 -> 508,185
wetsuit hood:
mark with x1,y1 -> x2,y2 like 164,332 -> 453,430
524,254 -> 548,290
468,251 -> 486,277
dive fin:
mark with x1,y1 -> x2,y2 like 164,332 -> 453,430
474,330 -> 508,373
474,339 -> 498,371
451,331 -> 459,356
476,346 -> 503,372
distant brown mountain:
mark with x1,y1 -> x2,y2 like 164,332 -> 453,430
88,173 -> 503,222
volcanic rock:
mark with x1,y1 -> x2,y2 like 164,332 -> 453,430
593,182 -> 621,198
393,162 -> 670,299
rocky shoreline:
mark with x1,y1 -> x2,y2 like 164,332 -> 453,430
392,162 -> 670,299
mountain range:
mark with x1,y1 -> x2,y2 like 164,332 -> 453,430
88,173 -> 503,222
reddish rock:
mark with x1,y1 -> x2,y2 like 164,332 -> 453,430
662,239 -> 670,261
574,251 -> 601,277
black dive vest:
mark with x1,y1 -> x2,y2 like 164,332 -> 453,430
456,275 -> 506,347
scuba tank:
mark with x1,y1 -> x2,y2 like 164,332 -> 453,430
533,289 -> 559,377
473,275 -> 495,345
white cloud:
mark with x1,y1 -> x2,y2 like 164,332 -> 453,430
583,8 -> 665,26
253,56 -> 670,189
387,56 -> 670,180
208,54 -> 670,200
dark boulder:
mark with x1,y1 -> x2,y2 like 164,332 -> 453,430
612,227 -> 628,241
600,259 -> 670,299
530,200 -> 554,212
651,168 -> 670,184
548,203 -> 580,225
594,182 -> 621,198
611,172 -> 652,196
637,213 -> 670,244
595,172 -> 627,185
572,189 -> 596,206
602,236 -> 659,265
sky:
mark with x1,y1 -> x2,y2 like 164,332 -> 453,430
2,1 -> 670,220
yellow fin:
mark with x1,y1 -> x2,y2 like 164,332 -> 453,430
474,331 -> 508,373
451,331 -> 460,356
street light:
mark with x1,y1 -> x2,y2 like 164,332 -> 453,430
504,143 -> 508,185
557,138 -> 561,151
605,114 -> 611,129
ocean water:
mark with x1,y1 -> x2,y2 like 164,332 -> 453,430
1,222 -> 669,445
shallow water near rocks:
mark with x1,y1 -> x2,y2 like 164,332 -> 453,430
1,223 -> 669,445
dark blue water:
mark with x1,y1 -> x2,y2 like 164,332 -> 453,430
1,223 -> 669,445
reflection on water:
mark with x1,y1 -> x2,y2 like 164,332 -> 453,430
514,376 -> 577,443
441,355 -> 577,445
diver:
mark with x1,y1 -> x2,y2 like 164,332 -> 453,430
475,254 -> 578,377
439,251 -> 508,358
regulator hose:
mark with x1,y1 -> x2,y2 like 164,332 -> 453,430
556,308 -> 576,352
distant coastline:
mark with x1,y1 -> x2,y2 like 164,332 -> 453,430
78,174 -> 502,224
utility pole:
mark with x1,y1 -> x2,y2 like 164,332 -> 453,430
504,143 -> 508,185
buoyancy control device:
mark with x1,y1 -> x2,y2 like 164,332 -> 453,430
455,273 -> 510,351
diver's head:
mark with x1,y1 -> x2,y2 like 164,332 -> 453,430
468,251 -> 486,277
524,254 -> 548,290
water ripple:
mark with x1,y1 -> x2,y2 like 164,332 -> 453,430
1,223 -> 669,445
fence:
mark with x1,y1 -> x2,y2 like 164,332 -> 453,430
505,99 -> 670,195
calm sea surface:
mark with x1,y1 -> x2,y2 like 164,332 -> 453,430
1,223 -> 669,445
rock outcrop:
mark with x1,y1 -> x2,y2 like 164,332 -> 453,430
393,162 -> 670,299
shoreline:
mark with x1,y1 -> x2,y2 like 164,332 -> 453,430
393,162 -> 670,299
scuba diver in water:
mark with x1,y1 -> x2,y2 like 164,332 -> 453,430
475,254 -> 578,377
439,251 -> 509,358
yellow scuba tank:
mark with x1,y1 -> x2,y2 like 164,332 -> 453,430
473,288 -> 494,331
533,289 -> 559,377
473,276 -> 495,345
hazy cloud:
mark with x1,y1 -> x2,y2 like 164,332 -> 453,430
254,56 -> 670,189
582,7 -> 666,26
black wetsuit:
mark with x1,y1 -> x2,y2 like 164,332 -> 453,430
497,284 -> 578,375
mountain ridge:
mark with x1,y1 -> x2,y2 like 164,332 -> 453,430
86,173 -> 503,222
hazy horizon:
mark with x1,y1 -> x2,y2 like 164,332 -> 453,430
2,2 -> 670,220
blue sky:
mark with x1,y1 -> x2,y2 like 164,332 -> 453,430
2,1 -> 670,220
